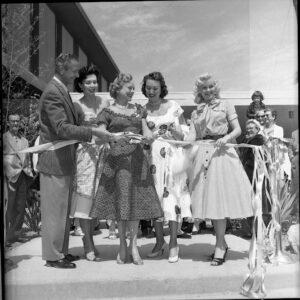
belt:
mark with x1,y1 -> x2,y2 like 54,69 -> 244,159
202,135 -> 225,140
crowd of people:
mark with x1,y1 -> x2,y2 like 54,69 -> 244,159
3,53 -> 299,269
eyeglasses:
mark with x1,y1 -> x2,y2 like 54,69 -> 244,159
256,115 -> 265,119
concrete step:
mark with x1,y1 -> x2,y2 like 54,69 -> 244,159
5,230 -> 300,299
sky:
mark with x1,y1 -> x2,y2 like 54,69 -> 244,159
81,0 -> 297,93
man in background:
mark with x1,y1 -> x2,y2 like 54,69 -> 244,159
3,113 -> 33,243
263,108 -> 284,138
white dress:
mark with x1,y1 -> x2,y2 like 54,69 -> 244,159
146,100 -> 192,222
187,99 -> 253,220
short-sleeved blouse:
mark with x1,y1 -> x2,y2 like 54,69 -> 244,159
192,99 -> 237,139
146,100 -> 183,131
96,108 -> 142,134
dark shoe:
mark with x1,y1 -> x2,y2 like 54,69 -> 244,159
211,257 -> 225,266
45,258 -> 76,269
94,222 -> 101,232
177,232 -> 192,239
210,247 -> 228,266
209,246 -> 229,260
147,242 -> 166,258
65,254 -> 80,262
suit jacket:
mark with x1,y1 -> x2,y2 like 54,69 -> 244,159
3,131 -> 33,182
37,78 -> 92,176
240,134 -> 264,182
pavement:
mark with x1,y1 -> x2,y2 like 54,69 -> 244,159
3,226 -> 300,300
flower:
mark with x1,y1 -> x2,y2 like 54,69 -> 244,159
147,121 -> 156,130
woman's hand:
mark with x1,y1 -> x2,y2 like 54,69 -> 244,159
215,134 -> 231,147
169,123 -> 184,140
143,131 -> 154,144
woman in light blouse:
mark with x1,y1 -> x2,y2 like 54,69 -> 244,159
186,73 -> 253,266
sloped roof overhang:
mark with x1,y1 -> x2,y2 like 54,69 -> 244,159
47,3 -> 119,82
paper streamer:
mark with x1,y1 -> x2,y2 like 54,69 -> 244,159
4,132 -> 145,155
6,133 -> 291,299
240,146 -> 267,298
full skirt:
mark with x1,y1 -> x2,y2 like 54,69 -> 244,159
70,143 -> 107,219
188,142 -> 254,220
147,139 -> 192,222
90,143 -> 163,221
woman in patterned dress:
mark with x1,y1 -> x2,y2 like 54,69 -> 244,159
70,65 -> 110,261
142,72 -> 192,263
186,73 -> 253,266
90,73 -> 163,265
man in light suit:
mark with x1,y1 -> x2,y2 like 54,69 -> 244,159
38,53 -> 111,269
3,113 -> 33,243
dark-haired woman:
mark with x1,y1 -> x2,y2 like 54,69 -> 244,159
142,72 -> 192,263
70,65 -> 110,261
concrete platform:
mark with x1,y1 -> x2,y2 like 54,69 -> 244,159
4,229 -> 300,299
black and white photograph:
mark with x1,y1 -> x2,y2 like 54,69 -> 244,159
1,1 -> 299,299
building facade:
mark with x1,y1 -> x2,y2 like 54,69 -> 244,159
2,3 -> 119,94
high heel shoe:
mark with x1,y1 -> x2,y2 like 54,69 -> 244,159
82,236 -> 101,262
168,245 -> 179,263
210,247 -> 228,266
116,253 -> 126,264
147,242 -> 166,258
129,254 -> 144,265
209,246 -> 229,260
86,251 -> 102,262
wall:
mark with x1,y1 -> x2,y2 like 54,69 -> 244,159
101,76 -> 108,92
62,25 -> 73,54
79,47 -> 87,67
39,3 -> 55,83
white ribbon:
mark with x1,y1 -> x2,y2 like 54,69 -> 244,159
8,133 -> 290,299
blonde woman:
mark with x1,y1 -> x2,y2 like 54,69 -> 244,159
186,73 -> 253,266
90,73 -> 163,265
